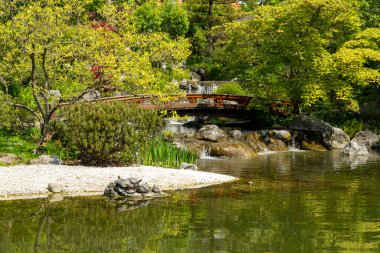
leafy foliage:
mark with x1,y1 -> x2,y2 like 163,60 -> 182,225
59,101 -> 163,166
207,0 -> 380,113
0,0 -> 190,143
133,0 -> 189,38
214,82 -> 247,95
143,136 -> 197,168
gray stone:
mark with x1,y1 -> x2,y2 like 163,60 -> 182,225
82,90 -> 100,101
196,124 -> 226,142
29,155 -> 62,165
0,154 -> 22,165
342,141 -> 369,156
47,183 -> 64,193
289,116 -> 350,149
49,90 -> 61,97
351,131 -> 379,149
229,130 -> 243,140
180,162 -> 198,170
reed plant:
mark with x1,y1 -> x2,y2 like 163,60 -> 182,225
143,137 -> 197,168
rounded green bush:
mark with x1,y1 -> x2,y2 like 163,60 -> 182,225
60,101 -> 163,166
214,82 -> 247,96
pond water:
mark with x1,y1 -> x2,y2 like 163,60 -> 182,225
1,151 -> 380,253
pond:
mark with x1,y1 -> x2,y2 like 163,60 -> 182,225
1,151 -> 380,252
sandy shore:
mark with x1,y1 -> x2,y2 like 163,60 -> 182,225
0,165 -> 236,200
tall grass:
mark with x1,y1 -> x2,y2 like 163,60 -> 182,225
143,137 -> 197,168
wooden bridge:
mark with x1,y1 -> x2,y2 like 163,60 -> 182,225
92,94 -> 299,119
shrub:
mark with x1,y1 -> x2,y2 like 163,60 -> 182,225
214,82 -> 247,96
59,101 -> 163,166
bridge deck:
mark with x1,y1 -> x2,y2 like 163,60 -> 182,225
66,94 -> 298,119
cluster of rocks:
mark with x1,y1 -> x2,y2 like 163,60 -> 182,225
104,176 -> 162,197
342,130 -> 380,156
175,122 -> 332,158
172,115 -> 380,159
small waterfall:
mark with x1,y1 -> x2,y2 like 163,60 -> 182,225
287,135 -> 304,152
200,147 -> 220,159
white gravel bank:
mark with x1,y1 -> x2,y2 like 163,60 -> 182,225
0,165 -> 236,200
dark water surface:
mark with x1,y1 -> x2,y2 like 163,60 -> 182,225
1,151 -> 380,253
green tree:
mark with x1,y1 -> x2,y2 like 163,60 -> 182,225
161,0 -> 189,38
210,0 -> 377,112
0,1 -> 190,143
133,0 -> 163,33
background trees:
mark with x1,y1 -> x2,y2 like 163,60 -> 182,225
197,0 -> 379,112
0,0 -> 190,143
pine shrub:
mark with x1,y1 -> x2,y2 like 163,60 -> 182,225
60,101 -> 163,166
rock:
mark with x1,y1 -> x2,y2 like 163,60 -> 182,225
267,138 -> 287,152
0,154 -> 22,165
47,183 -> 64,193
289,116 -> 350,149
183,116 -> 207,129
229,130 -> 243,140
245,132 -> 268,153
190,71 -> 201,81
180,162 -> 198,170
351,131 -> 379,149
196,124 -> 226,142
29,155 -> 62,165
268,130 -> 292,143
301,141 -> 327,152
209,141 -> 256,157
49,90 -> 61,97
82,90 -> 100,101
342,141 -> 369,156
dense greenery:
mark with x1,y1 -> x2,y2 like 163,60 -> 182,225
0,0 -> 190,143
214,82 -> 247,95
57,101 -> 163,166
143,136 -> 197,168
0,0 -> 379,164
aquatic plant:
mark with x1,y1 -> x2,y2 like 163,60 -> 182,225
143,137 -> 197,168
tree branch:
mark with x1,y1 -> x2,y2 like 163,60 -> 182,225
11,103 -> 42,126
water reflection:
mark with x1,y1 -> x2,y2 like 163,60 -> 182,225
0,151 -> 380,252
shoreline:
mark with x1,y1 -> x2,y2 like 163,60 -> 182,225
0,164 -> 236,201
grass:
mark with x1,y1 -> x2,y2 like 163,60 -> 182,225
0,130 -> 38,165
143,137 -> 197,168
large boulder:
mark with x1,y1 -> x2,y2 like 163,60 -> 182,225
29,155 -> 62,165
245,132 -> 268,153
289,116 -> 350,149
0,154 -> 22,165
196,125 -> 226,142
268,130 -> 292,143
267,138 -> 288,152
209,141 -> 256,157
351,131 -> 379,149
342,141 -> 369,156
